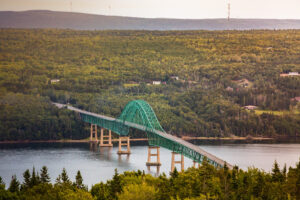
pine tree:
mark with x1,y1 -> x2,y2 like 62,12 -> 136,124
55,174 -> 62,184
295,159 -> 300,200
272,160 -> 283,182
8,175 -> 20,193
61,168 -> 71,184
75,170 -> 84,189
282,164 -> 287,181
110,169 -> 122,198
40,166 -> 50,183
170,167 -> 179,179
22,169 -> 31,190
30,167 -> 40,187
253,172 -> 264,197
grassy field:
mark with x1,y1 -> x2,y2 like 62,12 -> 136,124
254,109 -> 299,116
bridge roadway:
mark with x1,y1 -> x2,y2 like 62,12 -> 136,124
53,103 -> 233,169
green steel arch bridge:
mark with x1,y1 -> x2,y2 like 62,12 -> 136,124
53,100 -> 232,169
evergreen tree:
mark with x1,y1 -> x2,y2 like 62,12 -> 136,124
40,166 -> 50,183
253,172 -> 264,197
231,167 -> 238,190
75,170 -> 84,189
272,160 -> 283,182
8,175 -> 20,193
295,159 -> 300,200
170,167 -> 179,179
282,164 -> 287,181
61,168 -> 71,185
30,167 -> 40,187
22,169 -> 31,190
55,174 -> 62,184
110,169 -> 122,198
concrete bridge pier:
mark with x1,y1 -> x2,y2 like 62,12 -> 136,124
171,152 -> 184,172
99,128 -> 113,147
90,124 -> 98,143
117,136 -> 131,155
146,146 -> 161,167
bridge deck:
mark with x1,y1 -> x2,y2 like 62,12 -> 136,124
53,103 -> 233,169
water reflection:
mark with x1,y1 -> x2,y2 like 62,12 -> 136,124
147,165 -> 160,176
99,146 -> 113,161
118,154 -> 130,163
89,143 -> 98,152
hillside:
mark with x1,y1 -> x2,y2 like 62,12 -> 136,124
0,29 -> 299,141
1,10 -> 300,30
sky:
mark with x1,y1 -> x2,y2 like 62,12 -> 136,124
1,0 -> 300,19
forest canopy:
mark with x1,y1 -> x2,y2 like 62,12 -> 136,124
0,29 -> 299,140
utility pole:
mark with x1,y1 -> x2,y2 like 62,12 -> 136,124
70,1 -> 73,12
228,2 -> 230,21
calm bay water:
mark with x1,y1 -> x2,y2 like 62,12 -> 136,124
0,142 -> 300,188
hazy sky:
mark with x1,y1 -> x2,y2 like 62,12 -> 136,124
1,0 -> 300,19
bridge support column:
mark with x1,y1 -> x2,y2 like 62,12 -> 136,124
171,152 -> 184,172
117,136 -> 131,155
146,146 -> 161,167
90,124 -> 98,143
99,128 -> 113,147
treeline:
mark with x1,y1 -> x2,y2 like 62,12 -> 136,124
0,93 -> 87,141
1,159 -> 300,199
0,29 -> 300,140
0,166 -> 93,200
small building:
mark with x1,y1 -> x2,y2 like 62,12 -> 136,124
233,79 -> 250,88
225,86 -> 234,92
288,72 -> 299,76
50,79 -> 60,84
170,76 -> 179,81
244,105 -> 258,110
152,81 -> 161,85
280,72 -> 299,77
266,47 -> 273,50
280,73 -> 289,77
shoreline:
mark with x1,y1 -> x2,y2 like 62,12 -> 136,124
0,136 -> 275,144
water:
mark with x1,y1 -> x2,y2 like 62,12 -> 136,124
0,142 -> 300,188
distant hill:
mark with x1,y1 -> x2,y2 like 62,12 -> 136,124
1,10 -> 300,30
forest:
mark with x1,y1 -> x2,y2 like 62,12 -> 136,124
1,159 -> 300,200
0,29 -> 300,141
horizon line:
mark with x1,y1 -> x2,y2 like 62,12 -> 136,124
1,9 -> 300,21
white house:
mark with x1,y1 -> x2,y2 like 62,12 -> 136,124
50,79 -> 60,84
288,72 -> 299,76
170,76 -> 179,81
244,105 -> 258,110
152,81 -> 161,85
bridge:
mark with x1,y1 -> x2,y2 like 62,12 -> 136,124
54,100 -> 233,171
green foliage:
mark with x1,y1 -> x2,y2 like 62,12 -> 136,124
0,176 -> 5,189
4,167 -> 92,200
8,175 -> 20,193
0,29 -> 299,140
56,168 -> 72,186
0,93 -> 87,141
117,183 -> 158,200
21,169 -> 31,190
3,161 -> 300,199
40,166 -> 50,183
74,170 -> 87,190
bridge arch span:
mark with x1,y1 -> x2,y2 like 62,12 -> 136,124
118,100 -> 165,134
